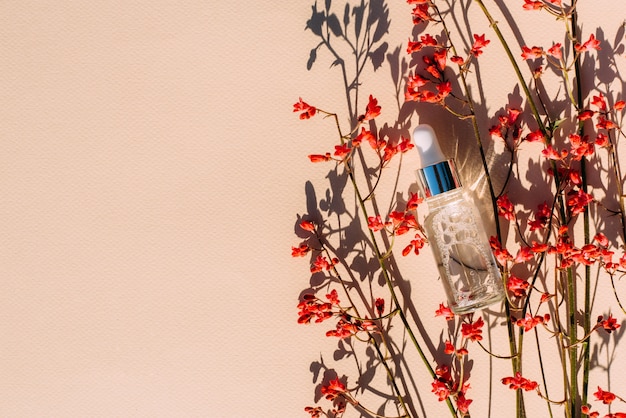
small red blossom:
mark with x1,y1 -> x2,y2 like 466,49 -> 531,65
321,378 -> 347,400
597,116 -> 618,130
334,143 -> 351,158
326,289 -> 340,305
501,372 -> 539,391
311,255 -> 335,273
461,317 -> 484,342
581,405 -> 599,418
308,153 -> 332,162
497,194 -> 515,221
516,313 -> 550,331
514,246 -> 534,264
615,100 -> 626,111
402,232 -> 426,256
293,97 -> 317,119
569,134 -> 595,160
524,129 -> 545,143
578,109 -> 595,121
300,220 -> 316,232
547,43 -> 563,59
410,4 -> 431,24
594,386 -> 617,404
598,314 -> 621,333
471,33 -> 490,57
304,406 -> 323,418
490,236 -> 514,265
507,274 -> 530,298
297,296 -> 333,324
542,144 -> 568,160
594,232 -> 609,247
407,192 -> 423,211
595,133 -> 610,147
521,45 -> 543,60
368,215 -> 389,232
575,33 -> 601,53
431,379 -> 451,401
456,394 -> 473,414
567,189 -> 594,215
325,318 -> 358,338
444,340 -> 455,355
435,303 -> 455,321
591,93 -> 607,111
451,55 -> 465,65
292,243 -> 310,257
360,95 -> 381,121
522,0 -> 543,10
353,127 -> 377,148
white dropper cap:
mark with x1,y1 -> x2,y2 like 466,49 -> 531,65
413,124 -> 445,168
412,124 -> 461,197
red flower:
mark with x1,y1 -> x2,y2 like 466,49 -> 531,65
581,405 -> 599,417
410,4 -> 431,24
471,34 -> 490,57
501,372 -> 538,391
431,379 -> 451,401
567,189 -> 594,215
360,95 -> 381,121
311,255 -> 334,273
577,109 -> 595,121
456,394 -> 473,414
300,220 -> 316,232
443,340 -> 455,355
304,406 -> 323,418
326,289 -> 340,305
524,129 -> 545,143
591,93 -> 607,111
406,193 -> 423,211
575,33 -> 601,53
522,0 -> 543,10
547,43 -> 563,59
308,153 -> 331,163
616,100 -> 626,111
594,232 -> 609,247
292,244 -> 310,257
521,45 -> 543,60
595,133 -> 609,147
402,233 -> 426,255
594,386 -> 616,404
516,313 -> 550,331
461,317 -> 484,342
353,127 -> 377,148
598,314 -> 621,333
293,97 -> 317,119
435,303 -> 455,321
497,194 -> 515,221
507,274 -> 529,298
334,143 -> 351,158
368,215 -> 389,232
321,378 -> 347,400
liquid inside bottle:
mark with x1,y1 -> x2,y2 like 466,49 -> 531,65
423,189 -> 504,314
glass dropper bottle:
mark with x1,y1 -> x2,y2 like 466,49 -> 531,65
413,125 -> 504,314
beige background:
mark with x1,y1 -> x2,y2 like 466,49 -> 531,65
1,1 -> 625,417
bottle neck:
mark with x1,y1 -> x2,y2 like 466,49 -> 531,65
416,159 -> 462,198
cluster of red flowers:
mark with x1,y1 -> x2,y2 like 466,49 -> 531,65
295,94 -> 416,166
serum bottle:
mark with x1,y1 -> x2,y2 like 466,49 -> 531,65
413,125 -> 504,314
